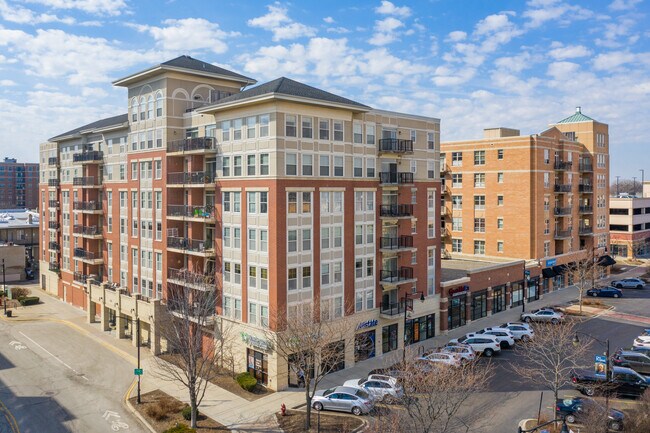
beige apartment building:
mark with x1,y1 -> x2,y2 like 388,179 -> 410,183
609,182 -> 650,258
439,108 -> 610,330
39,56 -> 441,390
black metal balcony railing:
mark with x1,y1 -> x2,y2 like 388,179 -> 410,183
379,172 -> 414,185
553,206 -> 572,216
167,137 -> 216,153
579,205 -> 593,213
49,262 -> 60,272
73,151 -> 103,163
167,204 -> 215,219
73,176 -> 99,186
48,200 -> 59,208
381,298 -> 413,316
379,204 -> 413,218
579,184 -> 593,193
48,157 -> 59,166
73,201 -> 102,211
48,179 -> 60,187
48,241 -> 60,251
440,165 -> 450,175
380,235 -> 414,250
378,138 -> 414,154
48,221 -> 60,230
74,248 -> 97,260
554,161 -> 572,170
73,225 -> 101,236
554,229 -> 572,238
167,268 -> 214,291
167,236 -> 213,253
579,225 -> 593,235
579,163 -> 593,172
380,267 -> 414,283
167,171 -> 215,185
73,272 -> 91,284
441,228 -> 451,239
554,184 -> 572,193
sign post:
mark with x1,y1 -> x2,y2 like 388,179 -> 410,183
594,354 -> 607,376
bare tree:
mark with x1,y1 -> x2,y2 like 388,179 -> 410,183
154,269 -> 218,429
512,321 -> 591,421
622,390 -> 650,432
265,303 -> 353,430
566,250 -> 599,315
610,179 -> 642,197
575,400 -> 622,433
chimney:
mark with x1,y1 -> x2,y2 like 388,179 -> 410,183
576,106 -> 581,113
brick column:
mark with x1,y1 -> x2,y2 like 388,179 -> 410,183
439,297 -> 449,333
505,282 -> 512,309
486,287 -> 493,316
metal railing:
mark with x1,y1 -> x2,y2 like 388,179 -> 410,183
48,157 -> 59,166
48,221 -> 60,230
48,241 -> 60,251
554,184 -> 572,193
167,204 -> 215,219
579,184 -> 593,193
380,235 -> 414,250
553,207 -> 572,216
579,205 -> 593,213
554,229 -> 572,239
380,267 -> 414,283
554,161 -> 572,170
167,237 -> 213,253
167,171 -> 215,185
73,151 -> 103,163
49,262 -> 60,272
167,268 -> 214,291
579,225 -> 593,235
73,201 -> 102,211
48,200 -> 59,208
379,172 -> 414,185
381,298 -> 412,316
167,137 -> 216,153
579,163 -> 593,172
73,225 -> 101,236
73,272 -> 92,284
378,138 -> 414,154
48,179 -> 60,187
74,248 -> 98,260
73,176 -> 99,186
379,204 -> 413,217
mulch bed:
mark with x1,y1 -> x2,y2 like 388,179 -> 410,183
276,409 -> 364,433
159,354 -> 273,402
129,389 -> 229,432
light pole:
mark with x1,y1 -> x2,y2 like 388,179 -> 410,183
633,176 -> 637,196
402,291 -> 425,362
573,332 -> 610,409
615,176 -> 620,196
2,259 -> 6,316
523,265 -> 530,313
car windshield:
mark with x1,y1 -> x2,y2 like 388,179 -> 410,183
323,388 -> 335,396
357,379 -> 365,386
355,389 -> 370,399
458,336 -> 467,343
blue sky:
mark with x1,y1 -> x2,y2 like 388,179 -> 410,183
0,0 -> 648,178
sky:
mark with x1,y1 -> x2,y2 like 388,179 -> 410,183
0,0 -> 648,179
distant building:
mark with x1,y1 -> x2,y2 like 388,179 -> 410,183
0,208 -> 39,266
609,181 -> 650,258
0,158 -> 39,209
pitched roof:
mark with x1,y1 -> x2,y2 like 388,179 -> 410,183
49,113 -> 128,141
204,77 -> 371,110
555,107 -> 595,124
161,55 -> 255,83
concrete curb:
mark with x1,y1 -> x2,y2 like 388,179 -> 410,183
123,378 -> 157,433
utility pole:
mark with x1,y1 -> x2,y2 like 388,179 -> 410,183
137,318 -> 141,404
616,176 -> 620,196
2,259 -> 6,316
641,169 -> 645,194
633,177 -> 637,196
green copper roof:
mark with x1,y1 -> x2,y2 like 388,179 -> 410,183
556,107 -> 595,124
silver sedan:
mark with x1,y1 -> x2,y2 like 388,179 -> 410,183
312,386 -> 374,415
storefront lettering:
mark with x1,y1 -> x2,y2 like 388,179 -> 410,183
356,319 -> 378,330
240,332 -> 273,352
449,285 -> 469,297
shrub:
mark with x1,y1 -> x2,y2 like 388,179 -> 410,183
236,372 -> 257,392
19,297 -> 39,306
145,404 -> 168,421
163,424 -> 196,433
145,397 -> 182,421
11,288 -> 30,299
181,405 -> 192,420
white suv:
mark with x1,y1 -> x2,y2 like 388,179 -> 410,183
449,334 -> 501,357
475,328 -> 516,349
441,344 -> 476,363
496,323 -> 535,341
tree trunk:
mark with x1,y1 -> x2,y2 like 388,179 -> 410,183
579,287 -> 583,315
190,386 -> 198,429
305,391 -> 312,430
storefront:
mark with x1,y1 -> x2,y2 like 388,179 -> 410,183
354,321 -> 377,362
241,332 -> 272,385
405,314 -> 435,346
553,265 -> 566,289
492,285 -> 506,314
382,323 -> 398,354
288,352 -> 314,388
448,286 -> 468,330
322,340 -> 345,373
471,290 -> 488,320
526,277 -> 540,302
511,281 -> 524,307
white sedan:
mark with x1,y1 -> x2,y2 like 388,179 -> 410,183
343,376 -> 404,402
441,344 -> 476,363
496,323 -> 535,341
612,278 -> 646,289
475,328 -> 516,349
417,352 -> 462,367
633,330 -> 650,349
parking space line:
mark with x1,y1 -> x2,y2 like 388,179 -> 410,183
19,331 -> 89,381
0,397 -> 20,433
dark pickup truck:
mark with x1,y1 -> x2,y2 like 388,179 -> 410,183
572,366 -> 650,398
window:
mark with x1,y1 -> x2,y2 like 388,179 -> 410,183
233,156 -> 242,176
286,115 -> 297,137
223,192 -> 231,212
427,131 -> 435,149
139,97 -> 145,120
355,225 -> 363,245
321,263 -> 331,286
355,260 -> 363,279
260,304 -> 269,326
321,227 -> 330,249
474,150 -> 485,165
302,229 -> 311,251
544,219 -> 550,235
366,258 -> 374,277
474,240 -> 485,255
288,192 -> 297,213
249,302 -> 257,325
248,192 -> 257,214
288,268 -> 297,290
543,173 -> 550,188
497,195 -> 504,206
333,121 -> 343,141
452,195 -> 462,210
497,241 -> 504,252
497,172 -> 504,183
233,118 -> 242,140
366,158 -> 375,178
259,114 -> 269,137
544,241 -> 550,257
131,162 -> 137,180
222,156 -> 230,177
302,192 -> 311,213
366,224 -> 374,244
353,123 -> 363,143
260,229 -> 268,252
452,238 -> 462,253
246,116 -> 256,139
543,149 -> 550,164
428,161 -> 435,179
497,218 -> 504,229
333,156 -> 343,176
248,229 -> 257,251
452,174 -> 462,187
221,120 -> 231,141
155,92 -> 163,117
497,149 -> 504,159
247,155 -> 256,176
474,173 -> 485,188
260,153 -> 269,175
474,195 -> 485,210
452,152 -> 462,166
155,160 -> 162,179
333,192 -> 343,212
260,192 -> 268,214
366,124 -> 375,145
319,155 -> 329,176
333,226 -> 342,247
285,153 -> 297,176
302,154 -> 313,176
353,157 -> 363,177
474,218 -> 485,233
452,217 -> 462,231
233,228 -> 241,248
156,129 -> 162,148
131,98 -> 138,122
319,120 -> 329,140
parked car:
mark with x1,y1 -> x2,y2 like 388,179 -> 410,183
611,278 -> 645,289
25,268 -> 35,280
555,396 -> 624,431
441,344 -> 476,363
312,386 -> 374,415
630,345 -> 650,356
418,352 -> 462,368
475,328 -> 516,349
587,287 -> 623,298
343,376 -> 404,402
496,323 -> 535,341
520,308 -> 564,324
612,349 -> 650,375
448,334 -> 501,357
572,366 -> 650,398
633,330 -> 650,349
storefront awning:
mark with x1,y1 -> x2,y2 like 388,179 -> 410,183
597,255 -> 616,267
542,268 -> 556,278
552,265 -> 567,274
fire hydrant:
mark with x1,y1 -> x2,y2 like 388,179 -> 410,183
280,403 -> 287,416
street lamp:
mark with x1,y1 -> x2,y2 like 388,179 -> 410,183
573,332 -> 610,408
402,291 -> 426,362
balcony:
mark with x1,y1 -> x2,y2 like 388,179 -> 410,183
167,204 -> 215,221
579,225 -> 593,235
380,235 -> 414,251
379,172 -> 414,185
48,179 -> 60,187
554,184 -> 572,193
440,164 -> 451,176
73,151 -> 103,164
167,137 -> 216,155
554,229 -> 572,239
553,206 -> 572,216
379,204 -> 413,218
73,201 -> 102,212
167,171 -> 215,187
441,228 -> 451,240
48,221 -> 60,230
579,205 -> 593,214
167,268 -> 214,292
441,206 -> 450,218
167,237 -> 215,256
378,138 -> 414,155
48,241 -> 60,251
73,224 -> 102,238
48,200 -> 59,209
48,262 -> 60,272
48,157 -> 59,166
579,163 -> 593,172
73,176 -> 101,187
554,161 -> 572,171
73,248 -> 103,264
380,298 -> 412,318
380,267 -> 415,285
579,184 -> 593,193
73,272 -> 94,284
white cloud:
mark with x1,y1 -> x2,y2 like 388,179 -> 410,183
129,18 -> 234,54
446,31 -> 467,42
0,0 -> 76,25
369,16 -> 405,45
24,0 -> 127,16
547,61 -> 580,80
0,79 -> 16,86
592,51 -> 636,70
548,44 -> 591,60
375,1 -> 411,18
248,4 -> 316,41
326,27 -> 350,34
323,16 -> 335,24
523,1 -> 594,28
609,0 -> 642,11
494,52 -> 535,72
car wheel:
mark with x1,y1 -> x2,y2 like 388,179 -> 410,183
551,318 -> 559,325
351,406 -> 362,416
613,293 -> 620,298
610,421 -> 622,431
590,292 -> 597,297
521,335 -> 530,342
524,317 -> 532,323
483,348 -> 494,357
616,284 -> 623,288
637,285 -> 643,289
584,387 -> 595,396
313,402 -> 323,411
566,414 -> 576,424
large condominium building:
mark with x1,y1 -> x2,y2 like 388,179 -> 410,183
439,108 -> 610,310
39,55 -> 441,390
609,182 -> 650,258
0,158 -> 39,209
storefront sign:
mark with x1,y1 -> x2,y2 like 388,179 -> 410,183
546,258 -> 557,267
449,285 -> 469,297
356,319 -> 378,330
240,332 -> 273,352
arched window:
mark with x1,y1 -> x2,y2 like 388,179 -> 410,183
147,96 -> 153,119
155,91 -> 163,117
131,98 -> 138,122
139,97 -> 146,121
